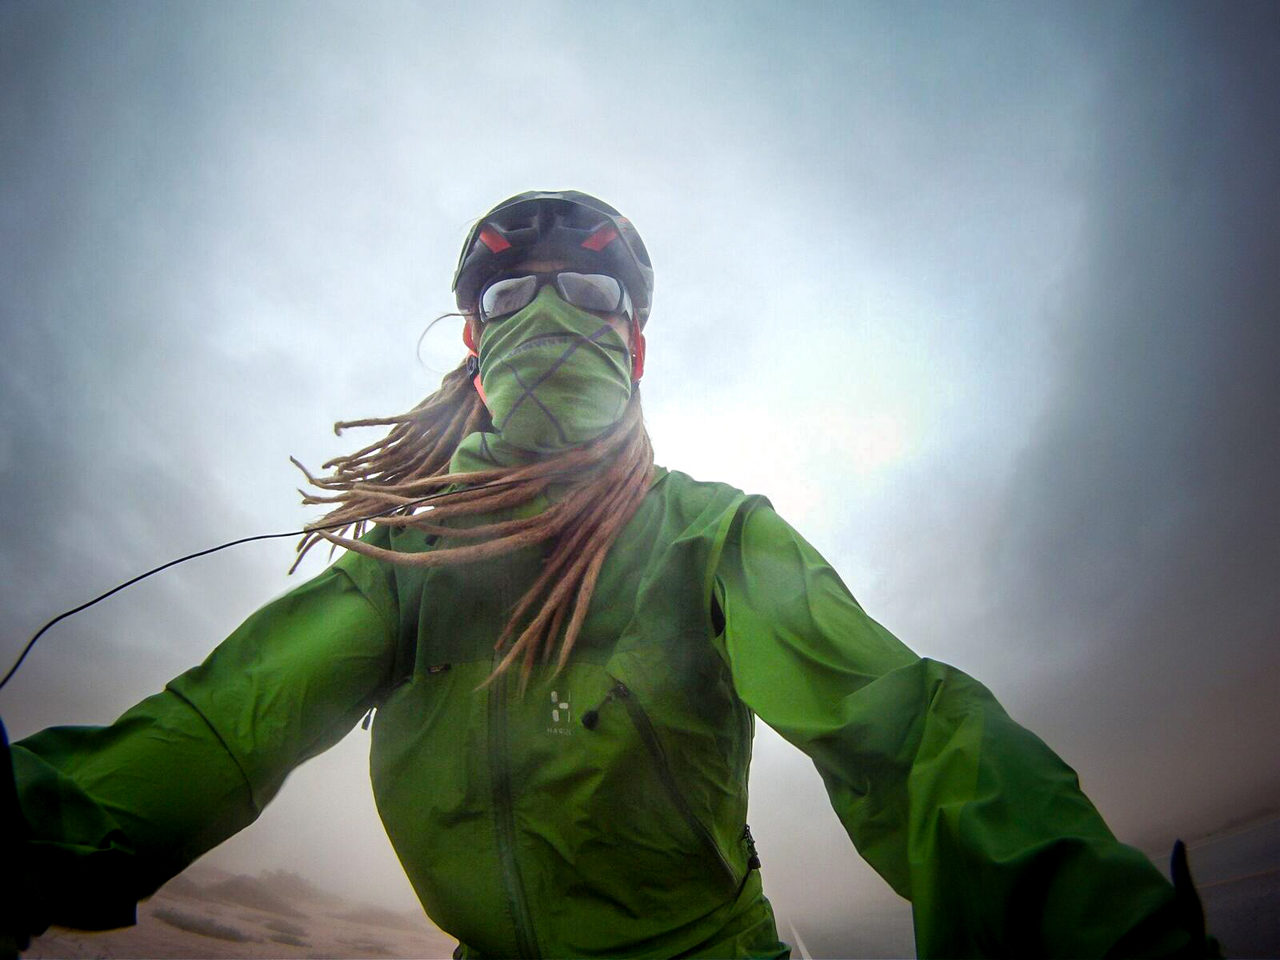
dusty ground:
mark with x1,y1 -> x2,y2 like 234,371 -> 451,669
23,864 -> 457,959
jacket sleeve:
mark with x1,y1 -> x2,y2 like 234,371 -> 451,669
3,549 -> 400,944
712,498 -> 1212,958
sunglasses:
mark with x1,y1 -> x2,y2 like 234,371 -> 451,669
478,271 -> 633,324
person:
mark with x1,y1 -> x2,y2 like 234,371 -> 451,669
1,191 -> 1216,958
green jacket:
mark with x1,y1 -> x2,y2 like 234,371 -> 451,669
6,468 -> 1204,957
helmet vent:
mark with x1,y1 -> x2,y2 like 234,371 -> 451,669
478,226 -> 512,253
580,225 -> 618,252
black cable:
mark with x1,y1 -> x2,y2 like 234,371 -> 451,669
0,477 -> 533,693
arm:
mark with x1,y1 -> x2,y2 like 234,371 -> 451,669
713,499 -> 1212,958
3,550 -> 399,946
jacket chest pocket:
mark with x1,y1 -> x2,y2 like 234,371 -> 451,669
579,677 -> 743,893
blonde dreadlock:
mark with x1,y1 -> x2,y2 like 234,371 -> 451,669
293,358 -> 655,687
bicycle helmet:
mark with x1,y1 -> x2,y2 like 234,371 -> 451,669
452,191 -> 655,326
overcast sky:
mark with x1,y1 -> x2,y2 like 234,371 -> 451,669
2,2 -> 1278,956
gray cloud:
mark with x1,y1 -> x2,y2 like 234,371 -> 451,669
982,3 -> 1280,842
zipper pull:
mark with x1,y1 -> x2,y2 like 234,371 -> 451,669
743,823 -> 761,870
582,682 -> 629,730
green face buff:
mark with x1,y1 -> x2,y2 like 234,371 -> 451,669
475,285 -> 633,454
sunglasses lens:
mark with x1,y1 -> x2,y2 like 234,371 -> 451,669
480,275 -> 538,321
557,273 -> 626,316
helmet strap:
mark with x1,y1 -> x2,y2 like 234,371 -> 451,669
630,318 -> 646,383
462,321 -> 489,406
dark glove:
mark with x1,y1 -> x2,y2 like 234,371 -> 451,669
1170,839 -> 1223,959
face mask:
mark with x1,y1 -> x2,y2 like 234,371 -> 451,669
476,285 -> 632,454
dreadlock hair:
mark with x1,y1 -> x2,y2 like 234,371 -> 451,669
293,357 -> 654,689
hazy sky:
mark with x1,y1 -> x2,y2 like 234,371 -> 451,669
2,2 -> 1278,955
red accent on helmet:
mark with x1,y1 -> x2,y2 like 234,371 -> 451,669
461,323 -> 489,406
479,227 -> 512,253
580,225 -> 618,252
630,321 -> 646,382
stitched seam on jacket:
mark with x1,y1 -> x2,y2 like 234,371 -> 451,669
162,684 -> 260,813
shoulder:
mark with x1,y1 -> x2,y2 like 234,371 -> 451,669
647,465 -> 767,509
644,466 -> 771,525
647,471 -> 822,568
630,467 -> 783,559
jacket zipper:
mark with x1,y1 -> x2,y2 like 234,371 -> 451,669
488,655 -> 540,958
584,681 -> 739,887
